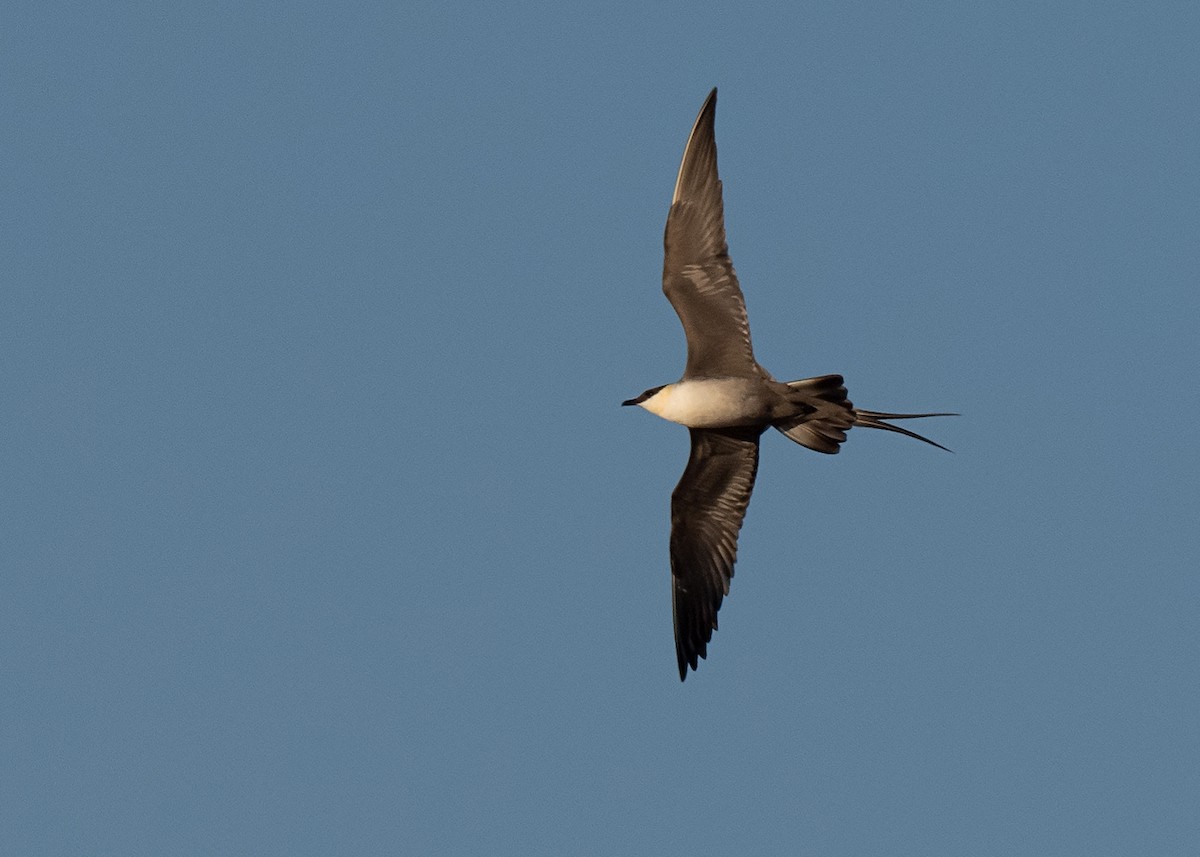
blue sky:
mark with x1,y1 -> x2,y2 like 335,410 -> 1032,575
4,2 -> 1199,854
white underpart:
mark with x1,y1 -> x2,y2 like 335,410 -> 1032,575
637,379 -> 764,428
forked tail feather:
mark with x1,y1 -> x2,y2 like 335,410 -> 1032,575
772,375 -> 955,453
852,409 -> 957,452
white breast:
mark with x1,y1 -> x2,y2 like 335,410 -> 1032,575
639,379 -> 766,428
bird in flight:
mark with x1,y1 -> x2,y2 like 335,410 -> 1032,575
624,88 -> 953,680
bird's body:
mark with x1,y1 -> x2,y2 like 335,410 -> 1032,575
624,88 -> 953,680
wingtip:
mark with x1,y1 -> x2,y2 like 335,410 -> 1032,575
675,631 -> 705,681
675,639 -> 695,681
677,652 -> 699,682
671,88 -> 721,204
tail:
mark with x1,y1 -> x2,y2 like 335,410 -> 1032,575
772,375 -> 856,454
851,409 -> 956,452
772,375 -> 954,453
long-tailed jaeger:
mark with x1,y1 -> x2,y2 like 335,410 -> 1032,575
624,88 -> 953,680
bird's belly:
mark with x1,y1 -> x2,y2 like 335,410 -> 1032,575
651,379 -> 768,428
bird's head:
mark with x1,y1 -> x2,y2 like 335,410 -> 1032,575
622,384 -> 670,413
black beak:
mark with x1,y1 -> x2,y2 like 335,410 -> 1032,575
621,398 -> 638,407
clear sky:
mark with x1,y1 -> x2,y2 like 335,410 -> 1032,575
4,2 -> 1198,854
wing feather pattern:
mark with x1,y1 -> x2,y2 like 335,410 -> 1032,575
670,426 -> 762,679
663,89 -> 759,380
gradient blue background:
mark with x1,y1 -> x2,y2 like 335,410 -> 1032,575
5,2 -> 1198,854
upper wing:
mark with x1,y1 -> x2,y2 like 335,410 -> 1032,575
670,426 -> 762,679
662,88 -> 759,380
